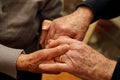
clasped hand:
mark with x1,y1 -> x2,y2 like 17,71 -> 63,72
39,20 -> 116,80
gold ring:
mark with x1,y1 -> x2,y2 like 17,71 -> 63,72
60,55 -> 63,63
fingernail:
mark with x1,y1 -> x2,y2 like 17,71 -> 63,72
60,44 -> 69,53
42,26 -> 49,30
62,44 -> 70,50
39,64 -> 44,68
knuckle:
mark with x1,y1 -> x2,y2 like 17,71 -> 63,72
56,46 -> 61,52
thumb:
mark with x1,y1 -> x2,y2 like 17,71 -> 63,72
40,20 -> 52,48
42,20 -> 52,30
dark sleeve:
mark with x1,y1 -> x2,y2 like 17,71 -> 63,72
77,0 -> 120,21
111,58 -> 120,80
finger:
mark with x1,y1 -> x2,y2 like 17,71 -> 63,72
40,20 -> 52,47
40,20 -> 52,44
46,39 -> 61,48
45,23 -> 56,47
46,44 -> 69,59
54,56 -> 60,62
53,33 -> 70,40
54,54 -> 68,63
39,63 -> 68,72
42,20 -> 52,30
32,44 -> 69,60
47,36 -> 72,48
40,30 -> 48,48
46,39 -> 57,48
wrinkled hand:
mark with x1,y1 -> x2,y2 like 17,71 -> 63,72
39,37 -> 116,80
16,44 -> 69,74
40,7 -> 94,47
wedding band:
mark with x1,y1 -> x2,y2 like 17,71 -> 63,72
60,55 -> 63,63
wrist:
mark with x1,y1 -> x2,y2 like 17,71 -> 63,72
16,53 -> 28,71
74,6 -> 94,23
106,59 -> 116,80
96,58 -> 116,80
90,57 -> 116,80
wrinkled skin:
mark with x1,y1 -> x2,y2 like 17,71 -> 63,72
17,44 -> 69,74
39,37 -> 116,80
40,7 -> 94,48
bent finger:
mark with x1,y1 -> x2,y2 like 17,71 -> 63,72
47,36 -> 72,48
46,44 -> 69,59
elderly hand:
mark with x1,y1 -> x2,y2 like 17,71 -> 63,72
39,37 -> 116,80
16,44 -> 69,74
40,6 -> 94,48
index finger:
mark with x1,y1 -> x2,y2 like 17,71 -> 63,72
45,44 -> 69,60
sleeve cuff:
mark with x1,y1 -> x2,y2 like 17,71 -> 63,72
0,44 -> 24,78
77,0 -> 111,22
111,58 -> 120,80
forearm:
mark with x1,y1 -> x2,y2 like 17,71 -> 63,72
72,6 -> 94,24
73,53 -> 116,80
0,44 -> 23,78
105,59 -> 116,80
92,58 -> 116,80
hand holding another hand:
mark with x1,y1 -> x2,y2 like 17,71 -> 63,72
16,44 -> 69,74
40,7 -> 94,48
39,37 -> 116,80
